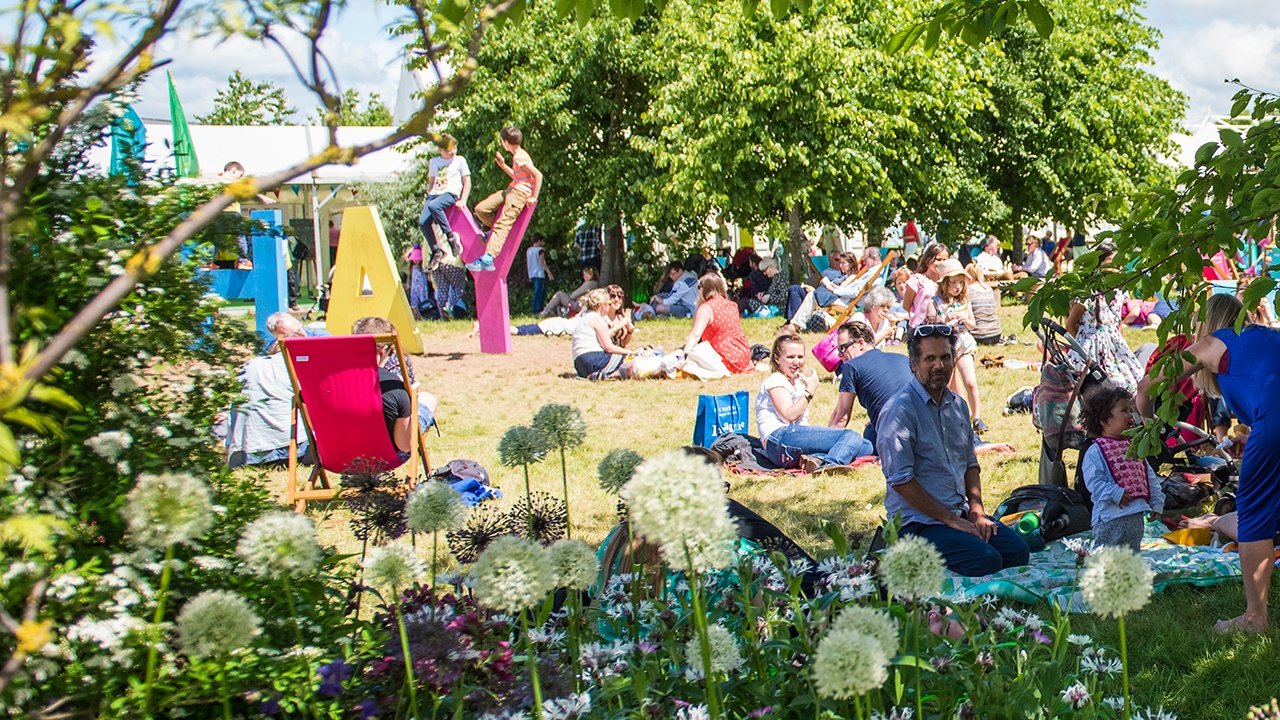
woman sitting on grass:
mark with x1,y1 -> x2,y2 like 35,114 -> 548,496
756,334 -> 873,473
680,273 -> 752,376
848,286 -> 898,348
540,266 -> 600,318
571,288 -> 632,381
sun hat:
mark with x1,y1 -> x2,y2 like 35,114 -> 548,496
936,258 -> 966,279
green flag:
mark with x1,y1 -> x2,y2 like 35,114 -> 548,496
167,71 -> 199,178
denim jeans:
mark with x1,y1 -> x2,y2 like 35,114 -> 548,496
531,277 -> 547,314
901,518 -> 1030,577
763,424 -> 874,469
418,192 -> 457,252
669,300 -> 694,319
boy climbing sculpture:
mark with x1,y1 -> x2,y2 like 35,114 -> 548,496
466,126 -> 542,272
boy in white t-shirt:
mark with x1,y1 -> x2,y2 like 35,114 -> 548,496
526,234 -> 552,314
418,134 -> 471,270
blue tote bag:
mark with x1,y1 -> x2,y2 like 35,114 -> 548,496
692,390 -> 750,447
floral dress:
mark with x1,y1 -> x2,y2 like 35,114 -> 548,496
1073,292 -> 1142,394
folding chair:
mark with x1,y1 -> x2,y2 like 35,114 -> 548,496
808,254 -> 831,282
281,333 -> 432,512
819,250 -> 898,328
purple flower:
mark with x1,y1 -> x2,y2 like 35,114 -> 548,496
637,641 -> 659,655
1031,629 -> 1051,645
748,706 -> 775,718
260,696 -> 281,716
317,659 -> 354,697
357,698 -> 379,720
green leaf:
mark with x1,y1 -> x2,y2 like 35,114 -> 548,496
0,421 -> 18,470
769,0 -> 789,20
1218,128 -> 1243,149
1230,91 -> 1251,119
893,655 -> 939,672
1023,0 -> 1054,38
1242,276 -> 1277,311
1194,141 -> 1219,165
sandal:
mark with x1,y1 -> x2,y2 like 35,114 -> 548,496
972,418 -> 989,435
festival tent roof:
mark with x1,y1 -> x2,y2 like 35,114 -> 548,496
89,121 -> 418,184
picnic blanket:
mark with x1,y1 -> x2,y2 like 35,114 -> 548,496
941,520 -> 1241,613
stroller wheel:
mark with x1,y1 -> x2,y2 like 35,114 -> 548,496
1214,494 -> 1236,516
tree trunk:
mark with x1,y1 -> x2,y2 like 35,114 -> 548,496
786,204 -> 809,282
602,221 -> 627,294
1010,207 -> 1025,264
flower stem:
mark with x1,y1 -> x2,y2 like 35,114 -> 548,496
141,544 -> 175,717
685,558 -> 720,720
396,604 -> 420,719
1119,614 -> 1131,720
431,531 -> 439,591
559,447 -> 571,538
523,464 -> 534,539
522,612 -> 544,720
912,600 -> 922,720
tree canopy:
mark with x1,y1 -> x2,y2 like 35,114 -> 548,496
195,70 -> 297,125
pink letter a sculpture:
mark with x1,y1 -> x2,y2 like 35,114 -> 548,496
446,203 -> 536,354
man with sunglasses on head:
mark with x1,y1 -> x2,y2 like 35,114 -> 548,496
827,321 -> 911,453
876,324 -> 1030,576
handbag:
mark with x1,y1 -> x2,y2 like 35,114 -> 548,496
692,390 -> 751,448
811,326 -> 842,373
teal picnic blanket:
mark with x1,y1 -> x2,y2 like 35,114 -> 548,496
941,521 -> 1241,612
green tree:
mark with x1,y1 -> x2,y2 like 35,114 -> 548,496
312,88 -> 394,126
965,0 -> 1185,257
195,70 -> 297,125
440,6 -> 666,289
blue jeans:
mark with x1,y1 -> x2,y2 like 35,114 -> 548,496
763,425 -> 874,469
531,277 -> 547,314
669,300 -> 694,319
901,518 -> 1030,577
418,192 -> 457,252
787,285 -> 807,320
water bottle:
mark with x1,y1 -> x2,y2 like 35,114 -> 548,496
1015,511 -> 1041,536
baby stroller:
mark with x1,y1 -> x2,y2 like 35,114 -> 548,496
1030,319 -> 1108,488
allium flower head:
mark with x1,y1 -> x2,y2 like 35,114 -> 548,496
879,534 -> 945,601
597,448 -> 644,494
470,535 -> 555,613
619,451 -> 736,573
1248,699 -> 1280,720
1080,546 -> 1154,618
405,481 -> 468,534
237,512 -> 323,579
831,605 -> 898,659
1061,681 -> 1091,710
684,623 -> 744,680
176,590 -> 260,659
447,505 -> 509,564
547,539 -> 599,591
498,425 -> 548,468
123,473 -> 213,549
813,626 -> 889,699
363,544 -> 424,597
503,491 -> 568,545
532,404 -> 587,451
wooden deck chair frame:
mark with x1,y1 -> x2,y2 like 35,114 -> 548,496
820,250 -> 898,329
283,332 -> 432,512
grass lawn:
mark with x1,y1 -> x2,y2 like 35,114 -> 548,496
246,302 -> 1279,719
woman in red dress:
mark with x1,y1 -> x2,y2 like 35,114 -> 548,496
681,273 -> 753,374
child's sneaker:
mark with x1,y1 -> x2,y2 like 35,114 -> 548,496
449,233 -> 463,257
465,253 -> 496,272
428,249 -> 444,272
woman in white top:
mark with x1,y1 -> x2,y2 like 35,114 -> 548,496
848,286 -> 898,347
571,288 -> 630,380
756,335 -> 873,472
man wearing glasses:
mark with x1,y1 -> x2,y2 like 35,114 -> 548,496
827,321 -> 912,453
876,324 -> 1030,576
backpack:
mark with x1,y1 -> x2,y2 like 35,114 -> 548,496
994,484 -> 1091,542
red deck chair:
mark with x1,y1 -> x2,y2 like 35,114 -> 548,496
281,333 -> 431,512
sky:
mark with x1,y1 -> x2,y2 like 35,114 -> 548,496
128,1 -> 1280,130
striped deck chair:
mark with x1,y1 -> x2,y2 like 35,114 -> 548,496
819,250 -> 899,328
281,333 -> 431,512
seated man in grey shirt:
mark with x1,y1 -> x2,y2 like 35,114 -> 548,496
876,324 -> 1030,576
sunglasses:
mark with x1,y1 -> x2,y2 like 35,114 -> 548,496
911,323 -> 954,338
838,341 -> 855,354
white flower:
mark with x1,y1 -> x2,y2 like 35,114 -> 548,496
405,481 -> 468,534
1061,681 -> 1090,710
684,623 -> 744,680
619,451 -> 736,573
676,705 -> 709,720
1103,697 -> 1126,710
541,692 -> 591,720
470,536 -> 554,613
830,605 -> 898,659
547,539 -> 599,591
176,590 -> 261,659
86,431 -> 132,461
1132,707 -> 1179,720
122,473 -> 213,549
813,627 -> 890,699
1067,633 -> 1093,646
1080,647 -> 1122,675
363,544 -> 424,596
1080,546 -> 1155,618
110,373 -> 144,395
871,709 -> 914,720
879,535 -> 945,601
236,513 -> 323,579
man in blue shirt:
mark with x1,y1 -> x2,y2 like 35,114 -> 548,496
876,325 -> 1030,576
828,320 -> 912,452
